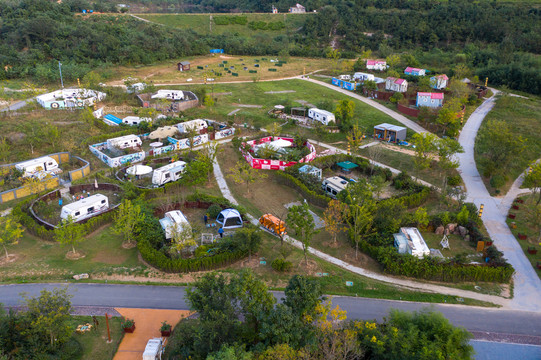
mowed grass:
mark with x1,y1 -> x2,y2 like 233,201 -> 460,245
0,225 -> 142,283
105,55 -> 334,85
506,194 -> 541,280
137,13 -> 311,36
181,79 -> 407,131
475,95 -> 541,194
70,315 -> 124,360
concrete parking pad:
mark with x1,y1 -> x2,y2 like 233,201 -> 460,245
113,308 -> 192,360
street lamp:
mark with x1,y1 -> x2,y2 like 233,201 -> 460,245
58,61 -> 64,89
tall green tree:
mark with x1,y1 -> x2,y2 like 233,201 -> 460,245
54,215 -> 85,256
524,162 -> 541,204
113,199 -> 145,246
287,203 -> 320,265
411,132 -> 438,178
235,227 -> 262,262
0,215 -> 24,259
182,159 -> 212,191
228,160 -> 267,197
334,100 -> 355,130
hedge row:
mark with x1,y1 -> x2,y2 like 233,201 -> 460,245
137,235 -> 246,273
396,187 -> 431,208
359,241 -> 514,283
274,171 -> 330,208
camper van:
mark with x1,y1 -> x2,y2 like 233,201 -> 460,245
143,338 -> 164,360
322,176 -> 349,199
151,161 -> 187,186
393,227 -> 430,258
60,194 -> 109,222
15,156 -> 59,178
122,116 -> 151,126
106,134 -> 142,150
160,210 -> 192,239
308,108 -> 336,126
177,119 -> 208,134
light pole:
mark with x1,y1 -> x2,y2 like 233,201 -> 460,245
58,61 -> 64,89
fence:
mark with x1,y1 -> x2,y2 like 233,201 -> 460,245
397,103 -> 420,117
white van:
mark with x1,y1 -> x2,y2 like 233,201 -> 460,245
143,338 -> 164,360
151,161 -> 187,186
159,210 -> 192,240
15,156 -> 59,178
322,176 -> 349,199
60,194 -> 109,222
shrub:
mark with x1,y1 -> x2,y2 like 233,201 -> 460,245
271,258 -> 293,272
207,204 -> 222,218
447,175 -> 462,186
490,174 -> 506,189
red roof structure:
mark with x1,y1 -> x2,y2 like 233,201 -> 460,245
417,92 -> 444,99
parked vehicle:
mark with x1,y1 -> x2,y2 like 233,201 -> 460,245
322,176 -> 349,199
143,338 -> 164,360
160,210 -> 192,240
259,214 -> 286,236
15,156 -> 59,178
60,194 -> 109,222
106,134 -> 142,149
308,108 -> 335,125
152,161 -> 187,186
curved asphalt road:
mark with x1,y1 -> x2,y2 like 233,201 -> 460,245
1,283 -> 540,338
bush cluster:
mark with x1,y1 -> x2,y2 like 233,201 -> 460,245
271,258 -> 293,272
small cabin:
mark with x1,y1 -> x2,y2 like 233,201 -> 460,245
373,123 -> 407,143
308,108 -> 335,126
430,74 -> 449,90
106,134 -> 142,149
298,164 -> 322,180
160,210 -> 192,240
416,92 -> 444,108
15,156 -> 59,178
322,176 -> 349,199
177,61 -> 191,72
152,161 -> 187,186
404,67 -> 427,76
289,3 -> 306,13
60,194 -> 109,222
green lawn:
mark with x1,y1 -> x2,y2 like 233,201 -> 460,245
70,315 -> 124,360
506,194 -> 541,280
475,95 -> 541,194
137,13 -> 311,36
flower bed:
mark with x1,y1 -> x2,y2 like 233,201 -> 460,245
240,136 -> 316,170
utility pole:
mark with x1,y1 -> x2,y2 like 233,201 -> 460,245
58,61 -> 64,89
105,313 -> 112,343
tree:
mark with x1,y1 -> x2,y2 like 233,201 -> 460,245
265,122 -> 281,138
323,200 -> 344,246
227,160 -> 267,197
207,344 -> 253,360
236,227 -> 262,262
413,207 -> 429,229
113,199 -> 144,246
283,275 -> 323,320
82,71 -> 102,89
385,54 -> 400,69
203,95 -> 215,108
18,120 -> 43,154
45,123 -> 60,150
54,216 -> 86,256
363,80 -> 377,91
417,76 -> 432,92
436,137 -> 464,190
334,99 -> 355,130
287,203 -> 320,265
370,174 -> 386,199
448,78 -> 471,100
411,132 -> 438,177
0,137 -> 10,163
524,162 -> 541,204
345,203 -> 374,259
169,224 -> 197,257
346,124 -> 364,151
201,140 -> 221,180
0,215 -> 24,259
22,288 -> 73,349
182,159 -> 211,190
373,198 -> 406,235
456,205 -> 470,226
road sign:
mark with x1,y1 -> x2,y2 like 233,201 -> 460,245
346,281 -> 353,287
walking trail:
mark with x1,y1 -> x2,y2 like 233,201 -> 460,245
212,158 -> 509,307
457,89 -> 541,312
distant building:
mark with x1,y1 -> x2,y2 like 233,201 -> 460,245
385,77 -> 408,92
366,59 -> 387,71
404,67 -> 427,76
416,92 -> 444,108
177,61 -> 190,72
430,74 -> 449,90
36,88 -> 106,110
289,3 -> 306,13
373,123 -> 407,143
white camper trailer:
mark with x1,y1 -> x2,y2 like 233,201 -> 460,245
122,116 -> 151,126
60,194 -> 109,222
15,156 -> 59,178
308,108 -> 336,125
353,72 -> 375,82
393,227 -> 430,259
322,176 -> 349,199
151,161 -> 187,186
177,119 -> 208,134
106,134 -> 142,150
160,210 -> 192,240
143,338 -> 164,360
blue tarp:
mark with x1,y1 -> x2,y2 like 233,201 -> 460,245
103,114 -> 122,125
210,49 -> 224,54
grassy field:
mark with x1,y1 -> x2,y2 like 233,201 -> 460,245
70,315 -> 124,360
136,13 -> 311,36
475,95 -> 541,195
506,194 -> 541,280
105,55 -> 335,85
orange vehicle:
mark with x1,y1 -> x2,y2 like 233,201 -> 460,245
259,214 -> 286,236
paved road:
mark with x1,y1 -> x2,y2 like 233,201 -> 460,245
1,283 -> 540,338
472,341 -> 541,360
0,98 -> 33,112
457,91 -> 541,312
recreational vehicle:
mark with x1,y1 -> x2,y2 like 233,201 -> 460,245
106,135 -> 142,150
60,194 -> 109,222
308,108 -> 336,126
15,156 -> 59,178
160,210 -> 192,240
143,338 -> 164,360
322,176 -> 349,199
122,116 -> 151,126
353,72 -> 375,82
177,119 -> 208,134
393,227 -> 430,259
151,161 -> 187,186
